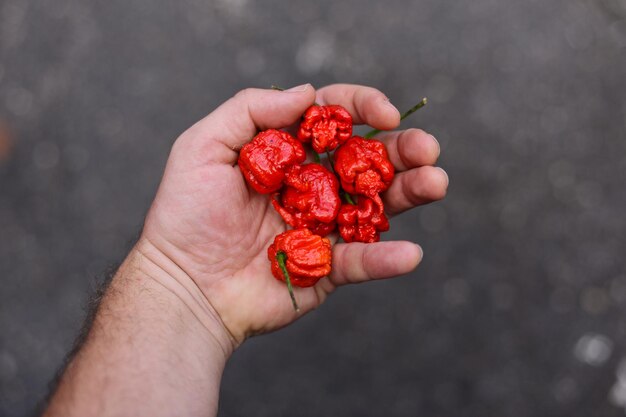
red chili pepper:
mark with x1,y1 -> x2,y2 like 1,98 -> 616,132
297,105 -> 353,153
272,164 -> 341,236
333,136 -> 395,197
268,228 -> 332,310
238,129 -> 306,194
337,197 -> 389,243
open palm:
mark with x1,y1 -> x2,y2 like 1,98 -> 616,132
141,84 -> 448,346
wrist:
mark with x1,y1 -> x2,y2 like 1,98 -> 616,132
45,238 -> 236,417
130,237 -> 238,357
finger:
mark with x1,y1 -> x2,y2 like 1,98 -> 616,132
316,84 -> 401,129
183,85 -> 316,163
383,166 -> 449,216
378,128 -> 440,171
329,241 -> 423,286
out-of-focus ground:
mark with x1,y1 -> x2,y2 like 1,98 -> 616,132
1,0 -> 626,416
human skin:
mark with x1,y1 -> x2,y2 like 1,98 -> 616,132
43,84 -> 448,417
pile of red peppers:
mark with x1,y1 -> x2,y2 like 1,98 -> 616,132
238,101 -> 408,311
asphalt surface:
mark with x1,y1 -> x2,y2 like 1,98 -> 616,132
1,0 -> 626,416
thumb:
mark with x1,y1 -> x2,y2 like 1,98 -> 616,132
186,84 -> 316,164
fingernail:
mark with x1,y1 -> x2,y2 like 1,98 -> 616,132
416,244 -> 424,261
429,134 -> 440,154
436,167 -> 449,186
285,83 -> 310,93
381,97 -> 400,114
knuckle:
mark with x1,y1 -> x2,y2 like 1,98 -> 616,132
234,87 -> 255,102
362,243 -> 377,280
170,131 -> 190,155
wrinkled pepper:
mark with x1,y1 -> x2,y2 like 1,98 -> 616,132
272,163 -> 341,236
268,228 -> 332,310
297,105 -> 353,153
333,136 -> 395,197
238,129 -> 306,194
337,196 -> 389,243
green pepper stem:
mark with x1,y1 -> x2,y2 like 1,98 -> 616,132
344,192 -> 356,205
276,251 -> 299,312
326,151 -> 336,174
399,97 -> 428,121
364,97 -> 428,139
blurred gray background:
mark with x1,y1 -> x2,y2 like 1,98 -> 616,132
1,0 -> 626,416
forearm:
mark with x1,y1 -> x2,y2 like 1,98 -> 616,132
44,239 -> 235,417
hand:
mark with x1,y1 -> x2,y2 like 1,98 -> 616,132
140,84 -> 448,351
